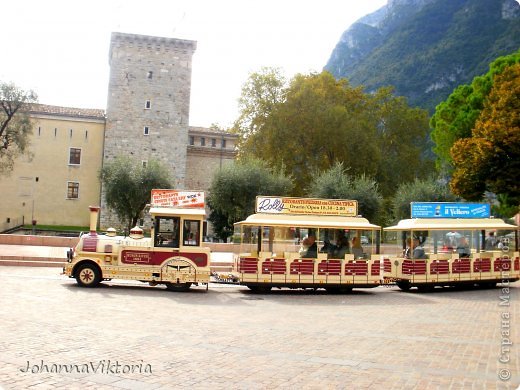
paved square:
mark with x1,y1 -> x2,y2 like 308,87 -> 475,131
0,266 -> 518,389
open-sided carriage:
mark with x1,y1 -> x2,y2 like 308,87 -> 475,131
233,196 -> 382,293
382,202 -> 520,291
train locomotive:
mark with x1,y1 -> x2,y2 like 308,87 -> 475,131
63,190 -> 210,292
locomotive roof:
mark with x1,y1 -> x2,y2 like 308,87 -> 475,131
149,207 -> 206,217
385,218 -> 518,231
234,213 -> 380,229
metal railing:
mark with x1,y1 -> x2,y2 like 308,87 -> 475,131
0,216 -> 24,233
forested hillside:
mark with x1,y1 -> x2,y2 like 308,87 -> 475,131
325,0 -> 520,112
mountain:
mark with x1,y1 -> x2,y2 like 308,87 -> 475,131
324,0 -> 520,112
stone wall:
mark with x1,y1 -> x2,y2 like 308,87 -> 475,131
0,234 -> 78,247
101,32 -> 197,228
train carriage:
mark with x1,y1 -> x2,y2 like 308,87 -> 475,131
382,202 -> 520,291
233,196 -> 382,293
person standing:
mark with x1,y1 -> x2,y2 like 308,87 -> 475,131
485,231 -> 497,250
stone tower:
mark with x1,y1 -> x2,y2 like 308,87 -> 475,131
101,32 -> 197,228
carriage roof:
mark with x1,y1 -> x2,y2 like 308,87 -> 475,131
234,213 -> 380,229
384,218 -> 518,231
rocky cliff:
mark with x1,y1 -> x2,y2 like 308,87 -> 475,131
325,0 -> 520,112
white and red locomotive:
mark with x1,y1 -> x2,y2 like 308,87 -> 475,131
64,190 -> 210,291
64,193 -> 520,292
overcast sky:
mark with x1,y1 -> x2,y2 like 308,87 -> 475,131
2,0 -> 387,128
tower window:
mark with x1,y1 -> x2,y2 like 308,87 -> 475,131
144,126 -> 150,136
145,100 -> 151,109
67,182 -> 80,199
69,148 -> 81,165
147,71 -> 153,79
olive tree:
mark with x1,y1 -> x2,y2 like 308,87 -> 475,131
100,156 -> 172,232
207,158 -> 293,241
391,177 -> 458,222
0,81 -> 38,174
308,162 -> 383,223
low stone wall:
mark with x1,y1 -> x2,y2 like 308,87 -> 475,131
205,242 -> 240,254
0,234 -> 240,253
0,234 -> 79,247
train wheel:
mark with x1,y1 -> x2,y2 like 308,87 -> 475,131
325,287 -> 339,294
75,263 -> 101,287
396,281 -> 411,292
478,282 -> 497,289
326,286 -> 352,294
417,284 -> 434,293
165,282 -> 192,292
247,285 -> 272,293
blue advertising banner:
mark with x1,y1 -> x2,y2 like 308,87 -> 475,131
411,202 -> 490,218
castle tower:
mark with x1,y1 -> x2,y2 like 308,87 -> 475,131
101,32 -> 197,228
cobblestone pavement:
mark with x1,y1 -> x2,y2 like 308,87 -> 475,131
0,266 -> 518,390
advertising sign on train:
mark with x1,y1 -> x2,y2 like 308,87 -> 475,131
256,196 -> 357,217
151,190 -> 205,208
411,202 -> 490,218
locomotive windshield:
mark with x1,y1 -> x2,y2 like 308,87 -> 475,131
154,216 -> 180,248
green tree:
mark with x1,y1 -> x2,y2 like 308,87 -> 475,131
235,70 -> 432,197
233,67 -> 287,142
391,177 -> 457,222
308,162 -> 383,223
0,81 -> 38,174
207,158 -> 293,241
238,71 -> 379,195
371,87 -> 433,197
100,156 -> 172,232
450,63 -> 520,210
431,50 -> 520,173
492,194 -> 519,221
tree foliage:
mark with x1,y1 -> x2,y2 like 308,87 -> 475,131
233,67 -> 287,140
308,162 -> 383,223
234,70 -> 431,197
391,177 -> 458,222
430,50 -> 520,173
371,87 -> 433,197
100,156 -> 172,232
0,81 -> 38,174
207,158 -> 293,241
450,63 -> 520,209
236,71 -> 377,195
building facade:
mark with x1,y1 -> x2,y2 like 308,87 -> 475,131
0,104 -> 105,230
186,126 -> 238,191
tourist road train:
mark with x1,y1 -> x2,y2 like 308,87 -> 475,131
63,190 -> 520,292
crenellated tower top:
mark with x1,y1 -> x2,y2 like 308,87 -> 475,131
109,32 -> 197,65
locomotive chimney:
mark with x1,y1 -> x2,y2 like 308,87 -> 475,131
88,206 -> 100,236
